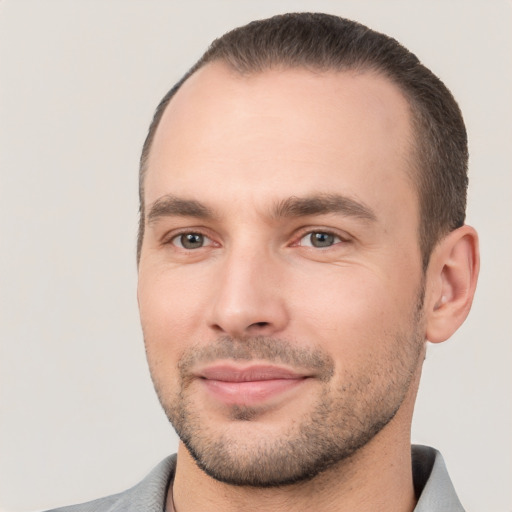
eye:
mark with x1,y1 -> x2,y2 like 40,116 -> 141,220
299,231 -> 343,248
171,232 -> 212,250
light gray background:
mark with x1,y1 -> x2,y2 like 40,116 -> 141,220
1,1 -> 511,511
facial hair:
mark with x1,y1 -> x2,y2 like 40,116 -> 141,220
147,315 -> 425,488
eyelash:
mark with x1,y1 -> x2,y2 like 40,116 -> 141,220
164,229 -> 216,250
292,228 -> 349,249
163,227 -> 350,252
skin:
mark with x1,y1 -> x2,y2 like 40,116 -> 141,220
137,62 -> 479,512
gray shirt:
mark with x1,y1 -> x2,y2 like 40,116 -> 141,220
47,445 -> 465,512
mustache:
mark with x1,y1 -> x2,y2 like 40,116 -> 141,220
178,335 -> 335,382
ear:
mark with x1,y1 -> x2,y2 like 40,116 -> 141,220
424,225 -> 480,344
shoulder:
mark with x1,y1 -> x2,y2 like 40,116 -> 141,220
45,455 -> 177,512
412,445 -> 465,512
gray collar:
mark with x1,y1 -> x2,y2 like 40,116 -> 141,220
52,446 -> 464,511
412,445 -> 465,511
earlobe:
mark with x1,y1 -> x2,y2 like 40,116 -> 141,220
425,225 -> 480,344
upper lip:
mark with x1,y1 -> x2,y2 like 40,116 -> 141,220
197,364 -> 309,382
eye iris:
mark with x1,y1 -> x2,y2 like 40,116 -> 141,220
181,233 -> 204,249
311,232 -> 335,247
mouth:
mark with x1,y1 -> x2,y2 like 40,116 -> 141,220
196,364 -> 311,406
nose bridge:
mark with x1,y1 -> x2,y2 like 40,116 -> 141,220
208,237 -> 288,338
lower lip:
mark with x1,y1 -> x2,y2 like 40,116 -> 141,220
202,378 -> 307,406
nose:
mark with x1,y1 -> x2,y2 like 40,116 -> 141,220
207,245 -> 289,339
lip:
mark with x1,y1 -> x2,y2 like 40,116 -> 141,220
197,364 -> 310,406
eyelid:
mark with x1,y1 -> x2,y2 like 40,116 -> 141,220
290,226 -> 354,253
173,233 -> 214,249
159,225 -> 351,250
291,227 -> 351,247
161,227 -> 219,248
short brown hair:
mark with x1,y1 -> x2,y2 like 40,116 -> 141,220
137,13 -> 468,269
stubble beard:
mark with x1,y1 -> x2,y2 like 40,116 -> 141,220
147,308 -> 425,488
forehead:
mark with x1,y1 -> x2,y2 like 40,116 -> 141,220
144,62 -> 416,218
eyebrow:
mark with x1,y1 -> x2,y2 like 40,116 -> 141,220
146,192 -> 377,225
271,194 -> 377,222
147,195 -> 215,224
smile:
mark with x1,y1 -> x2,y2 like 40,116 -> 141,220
197,364 -> 310,406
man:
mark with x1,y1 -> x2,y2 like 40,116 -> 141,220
49,12 -> 479,512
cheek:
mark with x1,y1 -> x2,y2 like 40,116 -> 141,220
289,266 -> 417,358
138,271 -> 206,401
137,267 -> 211,360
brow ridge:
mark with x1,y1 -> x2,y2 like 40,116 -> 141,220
147,192 -> 376,225
271,193 -> 376,221
147,195 -> 214,224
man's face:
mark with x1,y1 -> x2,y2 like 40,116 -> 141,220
137,63 -> 426,486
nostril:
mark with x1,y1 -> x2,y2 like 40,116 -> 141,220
251,322 -> 269,328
